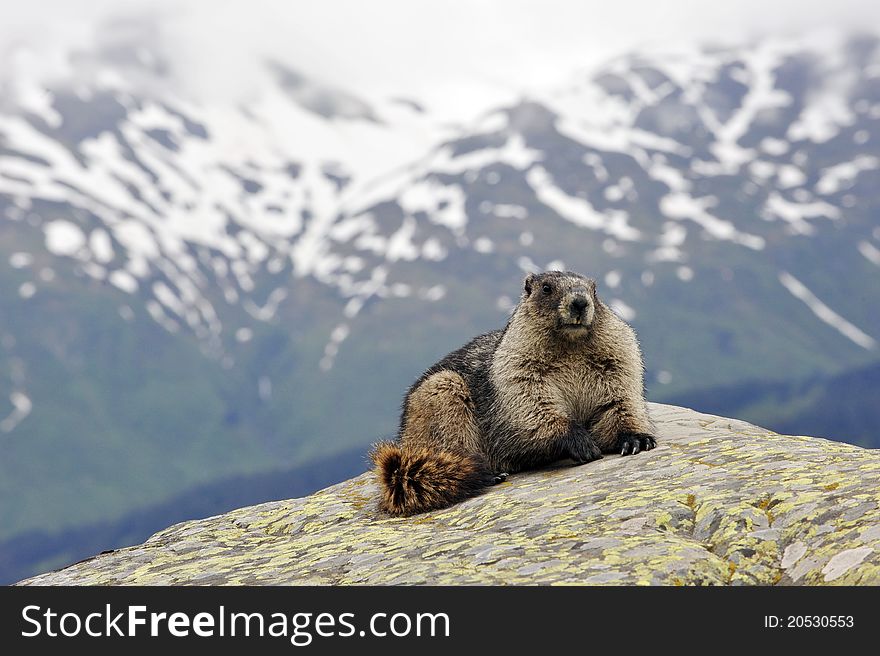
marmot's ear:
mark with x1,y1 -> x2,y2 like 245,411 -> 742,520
523,273 -> 536,296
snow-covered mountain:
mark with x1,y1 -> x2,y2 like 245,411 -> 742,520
0,30 -> 461,359
2,28 -> 879,582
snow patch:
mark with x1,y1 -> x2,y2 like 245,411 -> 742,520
659,222 -> 687,247
779,272 -> 875,350
762,194 -> 841,235
496,295 -> 515,313
18,282 -> 36,299
331,324 -> 350,343
816,156 -> 879,195
707,42 -> 793,170
777,165 -> 806,189
609,298 -> 636,321
648,159 -> 690,192
44,220 -> 86,257
390,283 -> 412,298
421,238 -> 447,261
421,285 -> 446,302
517,256 -> 540,273
788,93 -> 854,144
109,270 -> 139,294
244,287 -> 288,322
604,270 -> 621,289
422,237 -> 447,262
13,77 -> 63,128
858,241 -> 880,266
660,193 -> 765,250
9,253 -> 32,268
385,216 -> 420,261
89,229 -> 114,264
526,166 -> 641,241
486,203 -> 528,220
398,180 -> 467,233
473,237 -> 494,254
0,392 -> 32,433
146,300 -> 180,333
676,266 -> 694,282
749,160 -> 776,180
760,137 -> 789,156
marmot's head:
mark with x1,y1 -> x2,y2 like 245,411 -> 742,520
520,270 -> 599,339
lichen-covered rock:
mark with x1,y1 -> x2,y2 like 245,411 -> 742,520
18,404 -> 880,585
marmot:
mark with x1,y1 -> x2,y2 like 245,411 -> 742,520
371,270 -> 657,516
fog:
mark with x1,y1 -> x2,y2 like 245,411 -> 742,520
2,0 -> 879,118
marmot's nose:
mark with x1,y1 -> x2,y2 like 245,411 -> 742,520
570,297 -> 588,316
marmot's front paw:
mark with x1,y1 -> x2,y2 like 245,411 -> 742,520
616,432 -> 657,456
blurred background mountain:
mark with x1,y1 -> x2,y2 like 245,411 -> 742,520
1,1 -> 878,583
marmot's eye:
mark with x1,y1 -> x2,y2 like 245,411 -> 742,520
541,283 -> 553,295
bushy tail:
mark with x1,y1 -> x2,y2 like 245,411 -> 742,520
370,442 -> 496,516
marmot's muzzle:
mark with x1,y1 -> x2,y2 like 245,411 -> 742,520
561,292 -> 593,325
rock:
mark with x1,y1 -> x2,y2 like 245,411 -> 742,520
17,404 -> 880,585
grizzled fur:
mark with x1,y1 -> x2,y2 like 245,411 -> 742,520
371,442 -> 497,516
371,270 -> 657,516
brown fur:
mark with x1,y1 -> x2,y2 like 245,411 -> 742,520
372,270 -> 657,516
370,442 -> 495,516
401,371 -> 481,456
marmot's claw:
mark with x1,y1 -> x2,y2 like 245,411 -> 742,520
617,432 -> 657,456
493,472 -> 509,484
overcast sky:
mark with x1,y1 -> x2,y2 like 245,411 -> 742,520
2,0 -> 879,118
